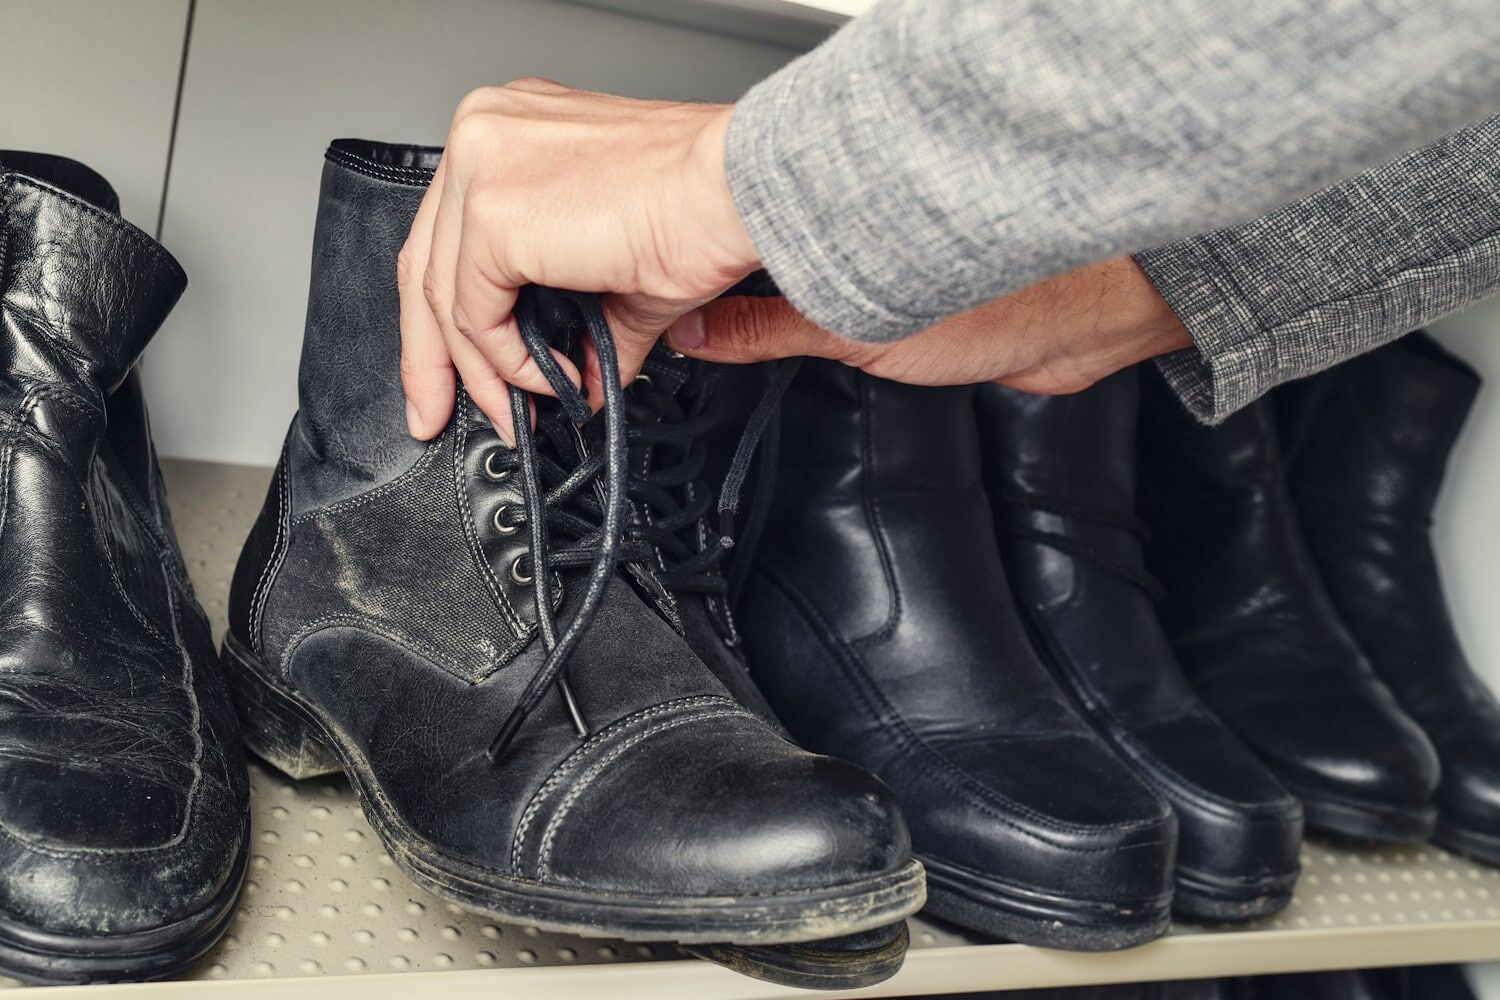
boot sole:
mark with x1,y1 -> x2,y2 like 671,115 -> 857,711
683,921 -> 909,990
1172,864 -> 1298,922
0,824 -> 247,985
1432,821 -> 1500,868
917,853 -> 1172,951
221,635 -> 926,945
1286,782 -> 1438,844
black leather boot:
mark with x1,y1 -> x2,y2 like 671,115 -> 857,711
975,370 -> 1303,921
1280,332 -> 1500,865
735,361 -> 1177,951
222,140 -> 923,948
0,152 -> 248,982
1137,370 -> 1439,843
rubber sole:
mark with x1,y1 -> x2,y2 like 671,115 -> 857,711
222,634 -> 926,945
1289,783 -> 1438,845
684,921 -> 909,990
1172,865 -> 1298,922
917,854 -> 1172,951
0,823 -> 248,985
1432,820 -> 1500,868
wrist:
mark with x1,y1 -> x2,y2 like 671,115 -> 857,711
686,104 -> 761,282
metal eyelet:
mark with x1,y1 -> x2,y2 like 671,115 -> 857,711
632,373 -> 653,388
492,504 -> 522,536
510,555 -> 533,586
483,449 -> 512,482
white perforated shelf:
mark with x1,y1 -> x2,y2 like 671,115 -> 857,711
14,459 -> 1500,997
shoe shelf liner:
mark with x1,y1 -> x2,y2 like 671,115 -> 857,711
18,459 -> 1497,998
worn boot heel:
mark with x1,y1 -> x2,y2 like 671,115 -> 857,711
221,635 -> 343,780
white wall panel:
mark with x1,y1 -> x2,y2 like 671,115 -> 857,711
0,0 -> 187,228
148,0 -> 798,466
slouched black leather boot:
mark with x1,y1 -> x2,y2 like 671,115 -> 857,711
222,141 -> 922,948
1137,370 -> 1439,843
0,152 -> 248,982
975,370 -> 1303,921
735,361 -> 1177,951
1280,332 -> 1500,865
620,345 -> 909,988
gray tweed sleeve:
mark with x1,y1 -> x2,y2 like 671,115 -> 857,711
1136,116 -> 1500,423
725,0 -> 1500,347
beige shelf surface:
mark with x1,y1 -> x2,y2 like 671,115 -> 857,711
12,458 -> 1500,997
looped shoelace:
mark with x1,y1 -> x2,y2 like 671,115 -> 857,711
486,291 -> 798,760
990,490 -> 1167,601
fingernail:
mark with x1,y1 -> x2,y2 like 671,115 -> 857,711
491,417 -> 515,448
666,309 -> 706,351
406,400 -> 424,438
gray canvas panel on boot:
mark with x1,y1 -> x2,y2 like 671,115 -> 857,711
223,140 -> 923,950
0,152 -> 248,983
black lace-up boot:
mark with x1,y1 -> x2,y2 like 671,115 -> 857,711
0,152 -> 248,982
735,360 -> 1177,951
222,140 -> 923,948
1280,332 -> 1500,865
976,369 -> 1303,920
620,344 -> 909,988
1138,369 -> 1439,843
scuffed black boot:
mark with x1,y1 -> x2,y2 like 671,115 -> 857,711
1138,370 -> 1439,843
0,152 -> 248,982
1280,332 -> 1500,865
222,141 -> 923,949
621,345 -> 909,987
736,361 -> 1177,951
976,370 -> 1303,921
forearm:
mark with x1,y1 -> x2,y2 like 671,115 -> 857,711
727,0 -> 1500,344
1137,115 -> 1500,423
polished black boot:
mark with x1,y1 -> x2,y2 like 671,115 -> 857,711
223,140 -> 922,948
1137,370 -> 1439,842
0,153 -> 248,982
976,370 -> 1303,921
736,361 -> 1177,951
1280,332 -> 1500,865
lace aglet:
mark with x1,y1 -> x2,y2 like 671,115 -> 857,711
488,707 -> 528,761
718,510 -> 735,549
559,677 -> 589,740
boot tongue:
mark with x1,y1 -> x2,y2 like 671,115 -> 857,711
1,159 -> 184,393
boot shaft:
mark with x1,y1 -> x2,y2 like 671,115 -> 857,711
0,152 -> 183,454
974,367 -> 1139,514
287,140 -> 440,515
1279,331 -> 1480,521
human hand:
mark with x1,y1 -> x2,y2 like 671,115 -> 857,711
398,78 -> 759,442
665,256 -> 1191,393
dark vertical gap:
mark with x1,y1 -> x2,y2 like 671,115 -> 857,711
154,0 -> 198,241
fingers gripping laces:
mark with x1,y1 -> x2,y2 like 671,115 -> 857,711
487,288 -> 630,761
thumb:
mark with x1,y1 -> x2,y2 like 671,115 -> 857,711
665,296 -> 856,365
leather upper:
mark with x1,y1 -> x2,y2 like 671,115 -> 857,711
738,362 -> 1176,912
1137,369 -> 1439,824
228,142 -> 910,902
0,154 -> 247,937
1280,333 -> 1500,836
975,369 -> 1301,903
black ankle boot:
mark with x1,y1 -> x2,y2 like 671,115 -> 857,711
0,152 -> 248,982
1280,332 -> 1500,865
735,360 -> 1177,951
1137,370 -> 1439,843
222,140 -> 922,947
975,369 -> 1303,921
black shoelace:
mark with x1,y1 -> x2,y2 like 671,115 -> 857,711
486,290 -> 797,760
623,358 -> 801,596
991,491 -> 1166,600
